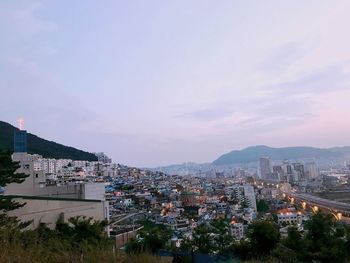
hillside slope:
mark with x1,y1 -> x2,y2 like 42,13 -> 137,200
0,121 -> 97,161
213,145 -> 350,165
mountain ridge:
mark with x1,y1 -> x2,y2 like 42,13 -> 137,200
212,145 -> 350,165
0,121 -> 97,161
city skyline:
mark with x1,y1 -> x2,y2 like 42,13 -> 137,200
2,1 -> 350,166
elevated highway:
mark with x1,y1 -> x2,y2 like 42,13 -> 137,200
287,192 -> 350,223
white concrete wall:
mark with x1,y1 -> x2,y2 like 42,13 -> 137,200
83,183 -> 105,200
8,197 -> 107,229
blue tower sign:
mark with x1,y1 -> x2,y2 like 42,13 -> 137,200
14,130 -> 27,153
13,118 -> 27,153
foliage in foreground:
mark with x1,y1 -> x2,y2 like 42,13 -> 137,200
0,150 -> 171,263
127,213 -> 350,263
0,215 -> 109,263
0,214 -> 172,263
0,150 -> 29,212
125,220 -> 173,254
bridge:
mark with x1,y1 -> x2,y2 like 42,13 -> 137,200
285,192 -> 350,223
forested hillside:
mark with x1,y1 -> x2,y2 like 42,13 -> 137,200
0,121 -> 97,161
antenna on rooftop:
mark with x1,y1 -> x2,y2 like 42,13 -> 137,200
17,117 -> 24,130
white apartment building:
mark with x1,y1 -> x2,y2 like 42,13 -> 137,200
73,160 -> 87,168
33,157 -> 73,174
277,208 -> 305,225
225,185 -> 257,211
230,222 -> 244,241
56,159 -> 72,172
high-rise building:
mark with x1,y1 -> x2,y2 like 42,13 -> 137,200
259,157 -> 271,179
282,162 -> 294,182
225,185 -> 257,211
94,152 -> 112,163
242,185 -> 257,211
292,163 -> 305,181
14,130 -> 27,153
305,162 -> 319,179
272,165 -> 284,181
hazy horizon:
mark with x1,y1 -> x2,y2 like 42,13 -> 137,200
2,1 -> 350,167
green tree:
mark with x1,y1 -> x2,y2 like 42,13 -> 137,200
179,236 -> 193,254
125,237 -> 143,254
283,226 -> 304,253
191,223 -> 213,254
0,150 -> 29,212
232,240 -> 252,261
273,243 -> 298,263
302,212 -> 347,263
211,218 -> 232,254
304,212 -> 334,250
0,150 -> 31,234
67,216 -> 109,247
256,199 -> 269,213
18,216 -> 113,262
248,220 -> 280,258
134,220 -> 172,254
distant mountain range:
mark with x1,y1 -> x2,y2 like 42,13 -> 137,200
212,145 -> 350,165
0,121 -> 97,161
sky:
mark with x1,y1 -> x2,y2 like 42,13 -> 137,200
1,1 -> 350,167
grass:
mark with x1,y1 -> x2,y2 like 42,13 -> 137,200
0,240 -> 172,263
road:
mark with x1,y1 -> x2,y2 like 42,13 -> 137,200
291,193 -> 350,214
289,193 -> 350,223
